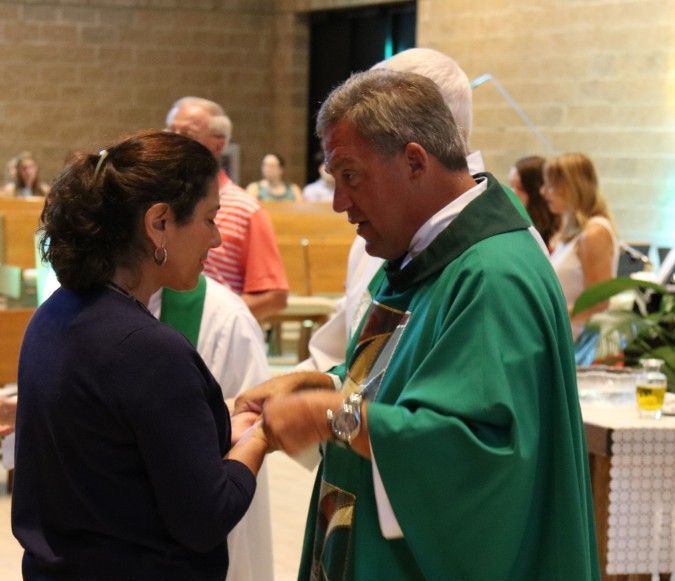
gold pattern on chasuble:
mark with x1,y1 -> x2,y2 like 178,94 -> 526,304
310,301 -> 411,580
310,480 -> 356,581
342,301 -> 410,399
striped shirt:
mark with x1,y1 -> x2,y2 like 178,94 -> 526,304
202,171 -> 288,295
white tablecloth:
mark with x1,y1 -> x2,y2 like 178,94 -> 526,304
582,402 -> 675,575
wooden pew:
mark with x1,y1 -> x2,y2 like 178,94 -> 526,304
262,202 -> 354,359
306,237 -> 351,296
262,201 -> 354,243
276,236 -> 310,295
0,196 -> 45,269
0,308 -> 34,386
263,201 -> 354,295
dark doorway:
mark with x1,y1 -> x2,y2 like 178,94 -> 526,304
306,2 -> 416,182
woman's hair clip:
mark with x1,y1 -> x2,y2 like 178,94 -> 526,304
93,149 -> 109,182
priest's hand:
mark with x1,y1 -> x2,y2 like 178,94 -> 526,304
234,371 -> 335,416
261,389 -> 343,455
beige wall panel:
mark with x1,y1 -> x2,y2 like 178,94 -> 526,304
0,1 -> 276,190
418,0 -> 675,246
2,0 -> 673,247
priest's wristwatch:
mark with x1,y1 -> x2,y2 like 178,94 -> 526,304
327,392 -> 364,445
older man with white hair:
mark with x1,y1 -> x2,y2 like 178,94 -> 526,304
166,97 -> 288,321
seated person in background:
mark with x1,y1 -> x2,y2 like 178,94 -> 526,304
247,153 -> 302,202
302,151 -> 335,203
543,152 -> 619,338
3,155 -> 17,190
149,274 -> 274,581
12,131 -> 268,579
166,96 -> 289,321
508,155 -> 559,250
1,151 -> 50,197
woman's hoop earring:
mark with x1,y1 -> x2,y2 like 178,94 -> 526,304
153,245 -> 168,266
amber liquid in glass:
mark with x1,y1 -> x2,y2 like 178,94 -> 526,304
636,384 -> 667,413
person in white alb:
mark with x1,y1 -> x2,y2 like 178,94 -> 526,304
166,97 -> 289,321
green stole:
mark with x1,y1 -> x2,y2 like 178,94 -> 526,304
159,274 -> 207,348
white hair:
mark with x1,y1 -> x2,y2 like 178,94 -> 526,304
165,96 -> 225,127
372,48 -> 473,149
209,115 -> 232,142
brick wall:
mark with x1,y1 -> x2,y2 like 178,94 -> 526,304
275,0 -> 674,248
417,0 -> 675,247
0,0 -> 277,189
0,0 -> 405,193
2,0 -> 673,248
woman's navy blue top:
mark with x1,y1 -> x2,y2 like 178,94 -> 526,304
12,286 -> 256,580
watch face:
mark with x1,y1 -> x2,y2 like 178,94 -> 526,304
334,411 -> 359,435
331,401 -> 361,442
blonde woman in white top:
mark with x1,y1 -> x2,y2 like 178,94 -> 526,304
543,153 -> 619,338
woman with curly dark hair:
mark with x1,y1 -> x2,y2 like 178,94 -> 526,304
12,131 -> 268,580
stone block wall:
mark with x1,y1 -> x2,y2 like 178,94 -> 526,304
2,0 -> 673,247
275,0 -> 675,247
0,0 -> 277,189
417,0 -> 675,247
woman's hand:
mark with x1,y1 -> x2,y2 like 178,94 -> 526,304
226,418 -> 269,475
230,410 -> 261,445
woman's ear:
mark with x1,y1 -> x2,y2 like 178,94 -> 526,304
144,202 -> 171,248
404,142 -> 428,178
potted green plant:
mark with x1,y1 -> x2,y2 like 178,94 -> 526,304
573,277 -> 674,389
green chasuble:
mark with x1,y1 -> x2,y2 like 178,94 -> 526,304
298,173 -> 599,580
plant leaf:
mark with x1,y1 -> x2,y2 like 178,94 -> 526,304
572,277 -> 670,315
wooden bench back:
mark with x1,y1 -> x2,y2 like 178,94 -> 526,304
276,236 -> 310,295
263,201 -> 354,241
0,196 -> 45,269
306,237 -> 351,295
0,308 -> 34,385
263,202 -> 354,296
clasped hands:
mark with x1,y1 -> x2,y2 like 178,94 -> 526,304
230,372 -> 343,455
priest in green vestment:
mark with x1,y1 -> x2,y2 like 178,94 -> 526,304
236,69 -> 600,580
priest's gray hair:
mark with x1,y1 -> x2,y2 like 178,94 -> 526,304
317,69 -> 467,172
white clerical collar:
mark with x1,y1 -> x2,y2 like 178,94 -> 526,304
466,150 -> 485,175
401,176 -> 488,269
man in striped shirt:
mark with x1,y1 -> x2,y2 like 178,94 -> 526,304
166,97 -> 288,321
